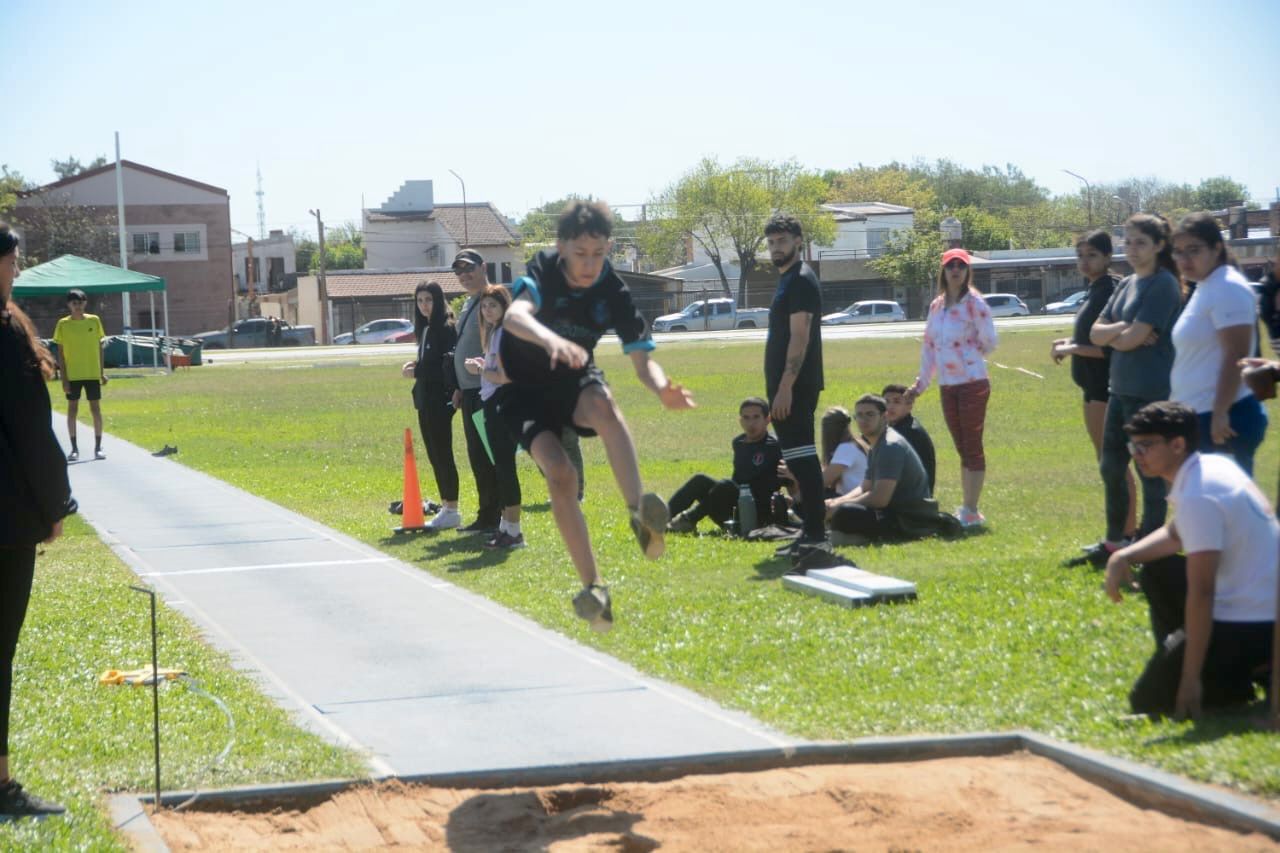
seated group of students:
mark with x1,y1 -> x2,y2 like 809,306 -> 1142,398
665,384 -> 941,548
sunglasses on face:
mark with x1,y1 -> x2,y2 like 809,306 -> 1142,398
453,262 -> 476,273
944,260 -> 968,271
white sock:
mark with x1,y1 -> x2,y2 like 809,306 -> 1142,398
498,519 -> 511,535
507,521 -> 521,537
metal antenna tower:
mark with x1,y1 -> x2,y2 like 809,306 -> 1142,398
255,164 -> 266,239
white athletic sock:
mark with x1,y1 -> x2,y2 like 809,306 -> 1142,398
507,521 -> 521,537
498,519 -> 511,535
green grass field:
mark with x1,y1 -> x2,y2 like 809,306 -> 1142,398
1,517 -> 366,850
44,325 -> 1280,811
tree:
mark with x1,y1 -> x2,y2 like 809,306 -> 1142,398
518,195 -> 593,262
825,163 -> 937,212
1193,176 -> 1249,211
0,165 -> 28,220
51,156 -> 108,181
9,190 -> 118,266
869,227 -> 944,316
647,157 -> 836,305
311,221 -> 364,272
288,227 -> 318,275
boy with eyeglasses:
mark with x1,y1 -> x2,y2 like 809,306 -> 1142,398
52,289 -> 107,460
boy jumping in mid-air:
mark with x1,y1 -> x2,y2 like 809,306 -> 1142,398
499,200 -> 695,631
53,288 -> 107,460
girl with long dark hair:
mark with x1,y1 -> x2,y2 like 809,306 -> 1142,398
1089,213 -> 1183,560
1053,230 -> 1137,561
1170,212 -> 1266,472
401,281 -> 461,529
0,222 -> 75,819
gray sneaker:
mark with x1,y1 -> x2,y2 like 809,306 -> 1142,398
630,493 -> 669,559
572,584 -> 613,633
0,779 -> 65,820
667,511 -> 697,534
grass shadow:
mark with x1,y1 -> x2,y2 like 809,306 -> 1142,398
1140,701 -> 1275,747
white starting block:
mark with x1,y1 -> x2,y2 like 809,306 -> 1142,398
782,565 -> 917,608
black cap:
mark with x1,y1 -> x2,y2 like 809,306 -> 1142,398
451,249 -> 484,271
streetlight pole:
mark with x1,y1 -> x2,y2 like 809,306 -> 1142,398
1062,169 -> 1093,228
309,209 -> 329,344
1112,195 -> 1134,223
448,169 -> 468,247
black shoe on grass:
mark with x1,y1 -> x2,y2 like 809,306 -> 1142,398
0,780 -> 65,821
572,584 -> 613,633
630,493 -> 669,559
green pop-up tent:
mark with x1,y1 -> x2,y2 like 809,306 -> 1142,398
13,254 -> 170,368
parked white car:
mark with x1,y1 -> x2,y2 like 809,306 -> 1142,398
982,293 -> 1030,317
650,298 -> 769,332
821,300 -> 907,326
336,318 -> 414,345
1043,290 -> 1087,314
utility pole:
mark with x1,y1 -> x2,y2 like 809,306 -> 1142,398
1062,169 -> 1093,228
448,169 -> 469,246
310,209 -> 329,344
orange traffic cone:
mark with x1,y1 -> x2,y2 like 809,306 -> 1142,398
394,428 -> 429,534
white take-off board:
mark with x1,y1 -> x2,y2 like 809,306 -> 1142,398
783,565 -> 917,607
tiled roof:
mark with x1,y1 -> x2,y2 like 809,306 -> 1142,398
320,269 -> 467,299
364,202 -> 520,247
432,203 -> 520,246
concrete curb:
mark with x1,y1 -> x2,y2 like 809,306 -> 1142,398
110,731 -> 1280,851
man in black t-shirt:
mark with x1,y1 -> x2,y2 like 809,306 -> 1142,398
882,383 -> 936,496
500,201 -> 695,632
667,396 -> 782,534
763,214 -> 830,567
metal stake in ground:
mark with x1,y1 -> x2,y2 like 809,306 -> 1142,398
130,584 -> 162,810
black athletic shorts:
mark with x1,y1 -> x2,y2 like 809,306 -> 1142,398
1079,378 -> 1110,405
498,366 -> 608,452
66,380 -> 102,401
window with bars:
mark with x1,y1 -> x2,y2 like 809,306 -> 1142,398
501,261 -> 512,283
174,231 -> 201,254
133,232 -> 161,255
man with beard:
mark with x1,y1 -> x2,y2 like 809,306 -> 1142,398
763,214 -> 831,568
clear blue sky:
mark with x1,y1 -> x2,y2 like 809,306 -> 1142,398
7,0 -> 1278,238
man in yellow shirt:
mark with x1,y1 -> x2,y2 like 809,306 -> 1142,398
52,289 -> 107,460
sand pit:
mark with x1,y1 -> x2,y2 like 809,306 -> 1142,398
149,752 -> 1277,851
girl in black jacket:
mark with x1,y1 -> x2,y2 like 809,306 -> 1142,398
0,223 -> 75,818
400,281 -> 462,529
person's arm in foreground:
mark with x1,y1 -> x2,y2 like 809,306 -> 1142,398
629,349 -> 694,410
1176,550 -> 1218,720
1104,522 -> 1182,602
1209,325 -> 1252,444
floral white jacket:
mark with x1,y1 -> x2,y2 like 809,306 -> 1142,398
911,289 -> 998,394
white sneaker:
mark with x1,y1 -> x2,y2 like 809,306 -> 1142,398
956,507 -> 986,528
427,508 -> 462,530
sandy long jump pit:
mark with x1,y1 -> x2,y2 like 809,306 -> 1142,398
143,745 -> 1279,851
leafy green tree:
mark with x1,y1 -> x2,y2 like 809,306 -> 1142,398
0,165 -> 28,219
647,157 -> 836,305
288,227 -> 317,274
870,226 -> 944,315
51,156 -> 108,180
825,163 -> 937,212
310,221 -> 364,272
1193,176 -> 1249,210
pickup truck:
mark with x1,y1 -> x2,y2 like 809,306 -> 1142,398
191,318 -> 317,349
650,298 -> 770,332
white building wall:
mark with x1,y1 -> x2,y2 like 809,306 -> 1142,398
362,216 -> 456,268
45,166 -> 226,206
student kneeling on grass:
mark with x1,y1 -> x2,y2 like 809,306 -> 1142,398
667,396 -> 782,535
1104,401 -> 1276,719
824,394 -> 938,546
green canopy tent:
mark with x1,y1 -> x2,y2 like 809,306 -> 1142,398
12,254 -> 170,368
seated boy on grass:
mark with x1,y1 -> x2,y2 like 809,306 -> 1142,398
668,396 -> 782,535
499,200 -> 695,633
882,383 -> 936,496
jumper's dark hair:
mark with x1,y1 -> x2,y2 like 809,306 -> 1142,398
856,393 -> 888,413
1075,228 -> 1113,256
739,396 -> 770,418
476,284 -> 511,349
0,223 -> 55,379
821,406 -> 854,464
764,214 -> 803,238
1125,213 -> 1178,277
413,281 -> 453,339
557,200 -> 613,241
1123,400 -> 1199,449
1174,211 -> 1234,270
881,383 -> 909,397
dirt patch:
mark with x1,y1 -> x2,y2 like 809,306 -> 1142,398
149,753 -> 1277,851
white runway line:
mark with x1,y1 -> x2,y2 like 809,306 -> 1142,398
142,557 -> 394,577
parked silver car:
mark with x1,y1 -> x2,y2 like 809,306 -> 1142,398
982,293 -> 1030,317
1043,290 -> 1087,314
336,318 -> 414,345
820,300 -> 907,326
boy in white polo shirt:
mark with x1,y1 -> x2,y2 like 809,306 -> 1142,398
1104,401 -> 1276,719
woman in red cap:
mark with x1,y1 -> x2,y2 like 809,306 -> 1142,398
906,248 -> 997,527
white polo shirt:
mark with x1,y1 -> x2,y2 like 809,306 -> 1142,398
1169,453 -> 1278,622
1170,264 -> 1257,413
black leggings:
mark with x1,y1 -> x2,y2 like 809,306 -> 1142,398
1,546 -> 36,756
669,474 -> 737,525
416,393 -> 459,503
483,393 -> 522,510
